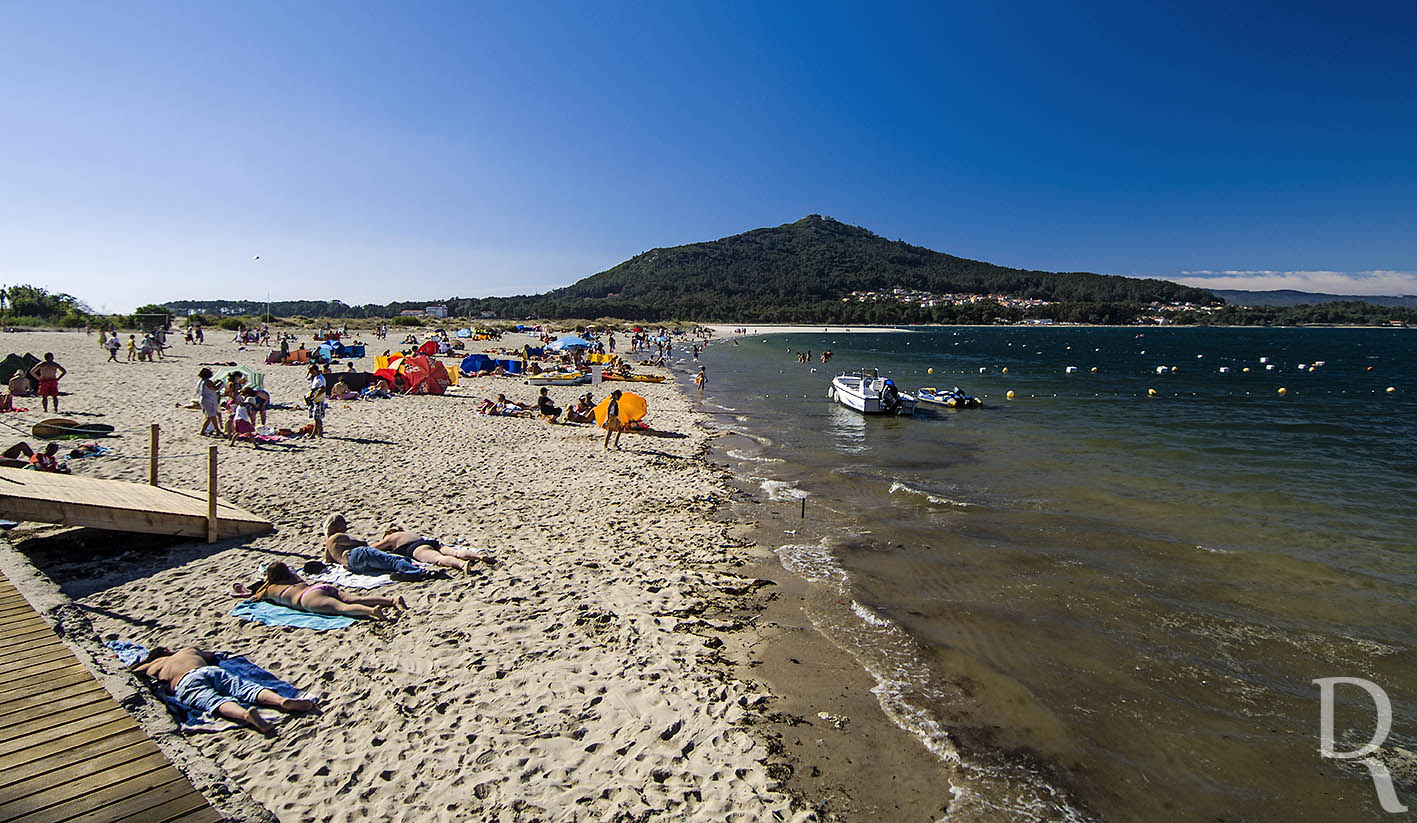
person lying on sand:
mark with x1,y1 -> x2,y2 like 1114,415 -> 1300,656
129,646 -> 316,736
241,562 -> 405,621
321,528 -> 434,580
323,514 -> 494,576
0,442 -> 35,469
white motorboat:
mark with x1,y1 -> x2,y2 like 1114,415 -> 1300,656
829,371 -> 916,415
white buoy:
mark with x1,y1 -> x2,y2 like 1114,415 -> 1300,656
1387,386 -> 1397,393
980,367 -> 987,373
1219,367 -> 1230,373
1266,364 -> 1276,371
1156,366 -> 1169,374
1065,366 -> 1078,373
1314,360 -> 1326,367
1260,357 -> 1270,363
1197,354 -> 1204,358
1298,363 -> 1308,370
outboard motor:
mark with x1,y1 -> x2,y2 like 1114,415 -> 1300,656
882,379 -> 901,413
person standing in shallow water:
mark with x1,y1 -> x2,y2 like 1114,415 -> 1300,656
602,389 -> 624,450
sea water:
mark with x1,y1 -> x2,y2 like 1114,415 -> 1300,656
685,327 -> 1417,822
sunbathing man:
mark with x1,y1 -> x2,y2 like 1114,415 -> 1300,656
324,514 -> 493,575
321,518 -> 431,579
130,646 -> 316,735
7,370 -> 31,397
243,562 -> 405,620
0,442 -> 35,468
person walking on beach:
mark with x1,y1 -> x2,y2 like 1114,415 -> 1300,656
602,389 -> 624,450
129,646 -> 316,736
694,365 -> 706,390
197,368 -> 222,436
106,333 -> 120,362
126,334 -> 138,362
28,353 -> 66,413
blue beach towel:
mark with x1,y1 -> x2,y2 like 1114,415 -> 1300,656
106,641 -> 309,732
231,600 -> 355,630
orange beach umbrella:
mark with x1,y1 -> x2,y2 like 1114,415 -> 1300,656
594,392 -> 647,426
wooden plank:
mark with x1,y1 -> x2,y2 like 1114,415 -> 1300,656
0,465 -> 270,539
56,776 -> 198,823
0,668 -> 92,703
0,751 -> 170,823
0,642 -> 71,670
0,726 -> 145,790
159,804 -> 225,823
0,626 -> 54,651
0,680 -> 106,720
112,789 -> 216,823
0,739 -> 156,806
0,717 -> 137,772
0,659 -> 90,697
0,703 -> 128,758
0,700 -> 125,746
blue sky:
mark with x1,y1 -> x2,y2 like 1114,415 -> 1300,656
2,1 -> 1414,312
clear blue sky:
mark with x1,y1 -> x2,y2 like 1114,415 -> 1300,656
2,1 -> 1414,312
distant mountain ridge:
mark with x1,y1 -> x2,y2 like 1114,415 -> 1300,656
1209,289 -> 1417,308
479,215 -> 1216,322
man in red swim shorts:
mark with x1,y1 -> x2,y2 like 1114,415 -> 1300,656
28,352 -> 67,413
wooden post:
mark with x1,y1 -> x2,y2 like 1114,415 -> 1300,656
207,445 -> 218,543
148,424 -> 159,486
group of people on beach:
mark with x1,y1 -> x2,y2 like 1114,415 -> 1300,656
130,514 -> 497,735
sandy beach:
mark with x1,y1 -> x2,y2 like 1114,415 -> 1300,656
0,329 -> 822,822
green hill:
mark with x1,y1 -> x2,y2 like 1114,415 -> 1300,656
481,215 -> 1217,323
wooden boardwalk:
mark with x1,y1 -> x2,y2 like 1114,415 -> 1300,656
0,571 -> 223,823
0,468 -> 270,541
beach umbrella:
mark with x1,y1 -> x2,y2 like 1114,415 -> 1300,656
593,392 -> 647,426
550,335 -> 593,350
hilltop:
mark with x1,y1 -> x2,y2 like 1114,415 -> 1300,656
480,215 -> 1216,323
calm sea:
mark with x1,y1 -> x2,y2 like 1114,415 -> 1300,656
681,326 -> 1416,822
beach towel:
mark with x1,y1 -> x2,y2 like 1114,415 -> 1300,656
231,600 -> 355,630
106,641 -> 308,732
307,564 -> 399,589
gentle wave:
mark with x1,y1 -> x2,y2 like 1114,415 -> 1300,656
727,449 -> 784,464
760,479 -> 809,501
889,481 -> 974,508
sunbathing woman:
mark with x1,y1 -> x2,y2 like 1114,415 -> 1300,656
324,514 -> 494,575
243,562 -> 405,620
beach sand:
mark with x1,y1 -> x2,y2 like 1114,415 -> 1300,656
0,330 -> 820,822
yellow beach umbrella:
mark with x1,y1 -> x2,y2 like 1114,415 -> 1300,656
594,392 -> 648,426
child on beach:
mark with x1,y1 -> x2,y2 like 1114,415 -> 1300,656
603,389 -> 624,450
197,368 -> 222,436
309,388 -> 327,438
129,646 -> 316,736
28,353 -> 66,413
230,389 -> 258,445
126,335 -> 138,362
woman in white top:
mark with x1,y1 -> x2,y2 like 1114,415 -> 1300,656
197,368 -> 222,436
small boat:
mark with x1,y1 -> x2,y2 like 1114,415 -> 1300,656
917,387 -> 982,409
602,372 -> 667,383
526,372 -> 590,386
829,371 -> 915,415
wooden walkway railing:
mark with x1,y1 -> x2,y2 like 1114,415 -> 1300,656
0,571 -> 222,823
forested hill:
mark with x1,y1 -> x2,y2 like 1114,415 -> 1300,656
482,215 -> 1217,322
